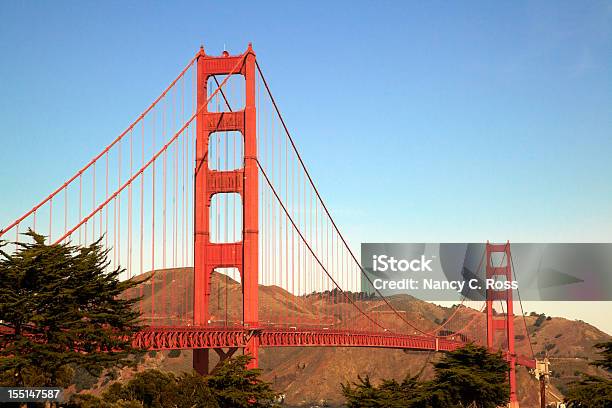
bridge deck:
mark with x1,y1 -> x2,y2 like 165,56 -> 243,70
133,327 -> 536,368
133,326 -> 462,351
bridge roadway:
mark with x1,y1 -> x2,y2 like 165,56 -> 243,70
0,325 -> 535,368
133,326 -> 463,351
131,326 -> 529,367
133,327 -> 536,368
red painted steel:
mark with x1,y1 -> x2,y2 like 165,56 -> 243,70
486,242 -> 519,407
132,326 -> 535,370
194,45 -> 259,374
133,327 -> 464,351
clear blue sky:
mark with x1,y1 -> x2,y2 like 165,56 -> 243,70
1,2 -> 611,328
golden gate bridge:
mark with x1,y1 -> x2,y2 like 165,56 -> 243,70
0,44 -> 536,407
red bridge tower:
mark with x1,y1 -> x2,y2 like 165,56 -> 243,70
193,45 -> 259,374
486,242 -> 518,408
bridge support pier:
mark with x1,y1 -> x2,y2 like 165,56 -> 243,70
193,349 -> 209,375
194,348 -> 240,375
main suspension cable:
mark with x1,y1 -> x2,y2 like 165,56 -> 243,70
256,60 -> 479,337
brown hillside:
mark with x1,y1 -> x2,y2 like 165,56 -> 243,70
112,268 -> 610,407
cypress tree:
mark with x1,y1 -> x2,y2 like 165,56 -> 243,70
565,341 -> 612,407
205,355 -> 280,407
342,344 -> 510,408
0,230 -> 145,387
431,344 -> 510,408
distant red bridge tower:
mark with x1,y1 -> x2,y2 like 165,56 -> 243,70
486,242 -> 518,408
193,44 -> 259,374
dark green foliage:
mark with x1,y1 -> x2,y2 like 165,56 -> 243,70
565,341 -> 612,407
544,343 -> 556,351
107,369 -> 119,381
0,231 -> 146,387
107,369 -> 210,408
105,369 -> 176,406
342,344 -> 509,408
342,375 -> 447,408
68,394 -> 144,408
534,314 -> 546,327
67,355 -> 278,408
565,374 -> 612,408
167,349 -> 181,358
591,341 -> 612,371
431,344 -> 509,408
206,355 -> 280,407
176,371 -> 220,408
72,365 -> 100,392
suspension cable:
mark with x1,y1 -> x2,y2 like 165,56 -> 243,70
54,54 -> 247,244
255,60 -> 481,337
256,158 -> 390,332
0,55 -> 199,238
510,250 -> 536,359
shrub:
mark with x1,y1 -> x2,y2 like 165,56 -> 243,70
534,314 -> 546,327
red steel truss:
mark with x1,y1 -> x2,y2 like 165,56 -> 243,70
133,327 -> 466,352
